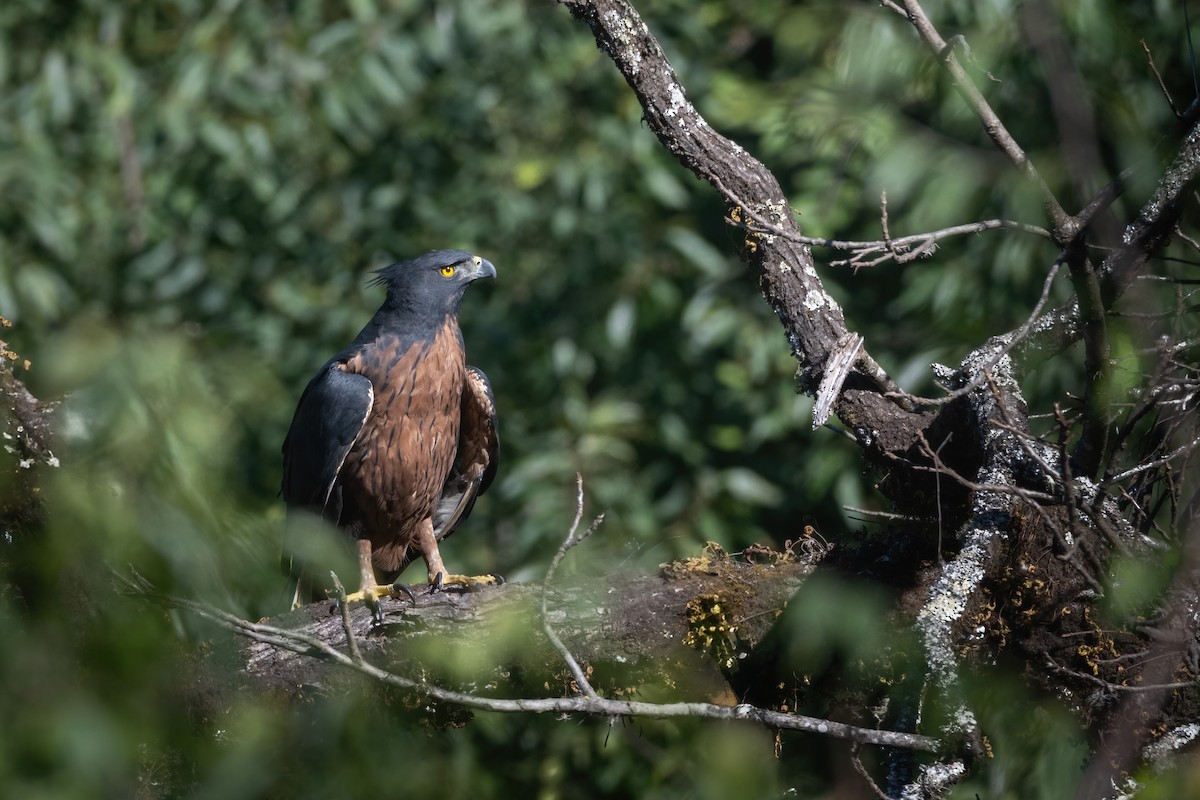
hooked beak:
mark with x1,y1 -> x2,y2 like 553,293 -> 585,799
470,256 -> 497,281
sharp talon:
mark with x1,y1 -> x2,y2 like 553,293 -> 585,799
493,573 -> 506,586
363,595 -> 380,623
430,572 -> 446,594
393,582 -> 417,603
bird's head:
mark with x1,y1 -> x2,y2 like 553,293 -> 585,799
370,250 -> 496,318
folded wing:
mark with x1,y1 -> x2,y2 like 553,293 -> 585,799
432,366 -> 499,541
281,363 -> 374,520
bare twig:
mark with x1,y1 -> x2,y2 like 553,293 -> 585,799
713,173 -> 800,245
842,506 -> 919,521
933,432 -> 949,564
796,219 -> 1052,270
1175,225 -> 1200,254
1050,404 -> 1092,549
1105,436 -> 1200,486
329,572 -> 362,665
1141,39 -> 1180,118
896,431 -> 1059,506
1045,655 -> 1198,694
728,212 -> 1052,270
541,474 -> 605,700
850,743 -> 892,800
878,191 -> 894,263
895,0 -> 1074,238
886,260 -> 1063,408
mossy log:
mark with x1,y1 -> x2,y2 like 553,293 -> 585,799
234,544 -> 825,705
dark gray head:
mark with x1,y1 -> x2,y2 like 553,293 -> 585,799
370,250 -> 497,320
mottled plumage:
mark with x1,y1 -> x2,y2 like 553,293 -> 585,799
282,250 -> 498,606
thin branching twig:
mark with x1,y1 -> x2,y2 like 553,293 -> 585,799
885,261 -> 1063,408
800,218 -> 1051,270
1141,38 -> 1180,119
895,0 -> 1073,237
1045,655 -> 1199,694
329,572 -> 363,665
850,743 -> 893,800
541,473 -> 605,700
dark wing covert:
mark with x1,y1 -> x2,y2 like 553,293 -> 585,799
281,363 -> 374,519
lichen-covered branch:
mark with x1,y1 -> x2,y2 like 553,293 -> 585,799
556,0 -> 914,443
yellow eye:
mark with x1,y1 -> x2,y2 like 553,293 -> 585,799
440,265 -> 456,277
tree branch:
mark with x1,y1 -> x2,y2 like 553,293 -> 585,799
886,261 -> 1063,408
896,0 -> 1075,240
792,218 -> 1052,270
1022,117 -> 1200,360
116,563 -> 941,753
558,1 -> 851,380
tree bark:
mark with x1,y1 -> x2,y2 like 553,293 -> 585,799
1,366 -> 56,548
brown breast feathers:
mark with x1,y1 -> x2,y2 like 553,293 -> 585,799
339,319 -> 466,573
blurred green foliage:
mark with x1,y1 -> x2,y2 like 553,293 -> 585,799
1,0 -> 1197,796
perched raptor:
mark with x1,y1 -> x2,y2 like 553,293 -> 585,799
281,250 -> 498,610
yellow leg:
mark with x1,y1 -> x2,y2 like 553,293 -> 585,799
414,518 -> 501,591
357,538 -> 375,598
339,539 -> 414,617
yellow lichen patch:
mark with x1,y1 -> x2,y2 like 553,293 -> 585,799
658,538 -> 823,671
659,541 -> 728,579
0,316 -> 30,371
661,531 -> 829,580
727,206 -> 760,254
682,593 -> 738,669
1075,605 -> 1121,679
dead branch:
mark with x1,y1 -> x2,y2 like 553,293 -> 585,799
896,0 -> 1074,238
791,218 -> 1052,270
555,0 -> 912,437
886,261 -> 1063,409
1140,39 -> 1180,119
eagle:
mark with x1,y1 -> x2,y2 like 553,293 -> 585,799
281,250 -> 499,612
